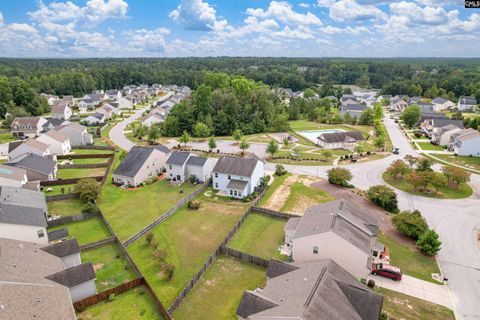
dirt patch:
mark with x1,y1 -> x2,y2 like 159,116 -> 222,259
93,263 -> 104,272
287,194 -> 316,216
263,175 -> 320,212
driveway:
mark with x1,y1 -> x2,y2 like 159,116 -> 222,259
370,274 -> 453,309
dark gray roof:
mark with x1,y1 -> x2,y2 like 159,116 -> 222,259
166,151 -> 191,166
43,118 -> 65,129
431,119 -> 464,129
6,153 -> 57,176
266,259 -> 299,279
8,141 -> 22,153
0,186 -> 48,213
0,203 -> 47,227
213,156 -> 259,177
236,291 -> 278,319
46,263 -> 95,288
432,97 -> 449,104
92,113 -> 104,120
186,155 -> 208,167
318,131 -> 364,143
227,179 -> 249,190
341,104 -> 367,112
459,96 -> 477,105
421,112 -> 447,122
113,146 -> 155,178
48,228 -> 69,242
154,144 -> 170,154
41,239 -> 79,258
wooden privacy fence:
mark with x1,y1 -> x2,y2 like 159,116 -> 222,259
41,176 -> 103,186
251,206 -> 297,219
80,236 -> 117,252
75,145 -> 115,151
58,153 -> 113,159
220,246 -> 270,268
46,193 -> 79,202
123,181 -> 210,247
47,211 -> 100,227
58,163 -> 108,169
73,278 -> 144,310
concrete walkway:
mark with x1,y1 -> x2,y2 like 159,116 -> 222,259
370,275 -> 453,309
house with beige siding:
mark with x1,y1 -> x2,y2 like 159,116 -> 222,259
0,164 -> 28,187
36,130 -> 72,156
166,151 -> 213,183
10,116 -> 47,138
8,139 -> 51,160
6,153 -> 57,182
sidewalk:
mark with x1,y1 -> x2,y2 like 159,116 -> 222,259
369,274 -> 453,309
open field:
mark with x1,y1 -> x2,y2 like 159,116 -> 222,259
81,243 -> 137,292
57,167 -> 106,179
49,216 -> 111,245
377,287 -> 454,320
99,178 -> 200,241
228,213 -> 287,261
76,285 -> 165,320
47,198 -> 85,216
172,256 -> 266,320
128,190 -> 250,307
378,232 -> 441,284
383,172 -> 473,199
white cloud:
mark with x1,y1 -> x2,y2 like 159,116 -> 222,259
8,23 -> 38,33
0,12 -> 4,26
169,0 -> 228,31
415,0 -> 463,5
123,28 -> 170,53
316,0 -> 336,7
329,0 -> 387,22
390,1 -> 448,26
247,1 -> 322,26
273,25 -> 315,39
321,25 -> 371,35
299,3 -> 311,8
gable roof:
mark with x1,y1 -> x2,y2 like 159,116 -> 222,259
0,203 -> 47,227
113,146 -> 155,178
166,151 -> 191,166
46,262 -> 96,288
437,124 -> 461,135
22,139 -> 50,152
456,131 -> 480,142
11,116 -> 42,128
47,228 -> 69,242
51,101 -> 70,113
41,130 -> 69,143
341,104 -> 367,112
0,164 -> 26,182
213,156 -> 259,177
432,97 -> 449,104
58,122 -> 87,133
266,259 -> 299,278
0,186 -> 48,212
186,155 -> 208,167
459,96 -> 477,105
318,131 -> 364,143
41,239 -> 80,258
6,153 -> 57,175
154,144 -> 170,154
431,119 -> 464,129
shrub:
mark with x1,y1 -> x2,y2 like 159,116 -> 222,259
145,232 -> 154,245
81,201 -> 97,213
152,249 -> 168,263
75,178 -> 100,203
416,229 -> 442,256
107,293 -> 116,302
367,185 -> 399,213
162,263 -> 176,280
327,167 -> 353,187
367,279 -> 375,288
187,200 -> 201,210
274,164 -> 287,176
188,175 -> 197,184
392,210 -> 428,240
139,309 -> 146,316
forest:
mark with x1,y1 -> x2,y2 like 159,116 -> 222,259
0,57 -> 480,119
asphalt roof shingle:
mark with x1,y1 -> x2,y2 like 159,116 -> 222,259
6,152 -> 57,176
166,151 -> 191,166
41,239 -> 80,258
46,262 -> 96,288
113,146 -> 155,178
213,156 -> 259,177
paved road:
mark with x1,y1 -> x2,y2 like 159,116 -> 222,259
109,107 -> 146,151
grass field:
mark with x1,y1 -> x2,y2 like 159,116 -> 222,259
127,190 -> 250,307
49,216 -> 111,245
417,142 -> 445,151
81,243 -> 137,292
76,285 -> 165,320
280,180 -> 335,213
0,132 -> 16,144
70,158 -> 109,165
383,172 -> 473,199
377,287 -> 454,320
98,178 -> 200,241
72,149 -> 114,155
47,198 -> 85,216
431,154 -> 480,172
173,256 -> 266,320
57,167 -> 106,179
378,232 -> 441,284
228,213 -> 288,260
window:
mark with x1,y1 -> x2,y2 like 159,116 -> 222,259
215,183 -> 218,188
229,190 -> 233,195
215,173 -> 218,178
313,246 -> 318,254
37,230 -> 45,238
234,190 -> 237,196
169,165 -> 172,170
228,175 -> 231,180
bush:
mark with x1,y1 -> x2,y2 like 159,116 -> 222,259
107,293 -> 116,302
187,200 -> 201,210
392,210 -> 428,240
145,232 -> 154,244
367,185 -> 399,213
417,229 -> 442,256
75,178 -> 100,203
367,279 -> 375,288
274,164 -> 287,176
327,167 -> 353,187
162,263 -> 176,280
188,175 -> 198,184
81,201 -> 97,213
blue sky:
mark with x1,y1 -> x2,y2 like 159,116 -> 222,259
0,0 -> 478,57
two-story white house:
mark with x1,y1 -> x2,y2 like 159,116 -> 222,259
8,139 -> 51,160
284,200 -> 379,279
432,97 -> 455,112
212,156 -> 264,199
36,130 -> 71,156
457,96 -> 477,111
57,122 -> 94,146
431,124 -> 462,146
0,164 -> 28,188
51,101 -> 73,120
165,151 -> 213,183
451,130 -> 480,157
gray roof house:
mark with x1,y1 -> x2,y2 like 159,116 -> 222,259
317,131 -> 364,150
284,200 -> 378,278
48,227 -> 69,243
0,164 -> 28,188
113,145 -> 171,187
41,238 -> 81,269
236,259 -> 383,320
57,122 -> 94,146
10,116 -> 48,138
339,104 -> 367,118
6,152 -> 57,182
458,96 -> 477,111
421,118 -> 464,136
166,151 -> 213,184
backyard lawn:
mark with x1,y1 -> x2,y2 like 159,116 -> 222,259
44,184 -> 77,196
81,243 -> 137,292
383,172 -> 473,199
377,287 -> 454,320
259,174 -> 291,206
49,216 -> 111,245
70,158 -> 110,165
0,132 -> 16,144
127,190 -> 250,307
280,180 -> 335,213
57,167 -> 106,179
72,149 -> 114,155
228,213 -> 287,261
47,198 -> 85,216
378,232 -> 441,284
417,142 -> 445,151
76,285 -> 165,320
173,256 -> 266,320
98,178 -> 201,241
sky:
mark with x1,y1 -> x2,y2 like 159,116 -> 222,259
0,0 -> 479,58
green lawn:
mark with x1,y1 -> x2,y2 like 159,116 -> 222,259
280,180 -> 335,213
173,256 -> 266,320
127,190 -> 250,307
57,167 -> 106,179
72,149 -> 114,155
49,216 -> 111,245
383,172 -> 473,199
81,243 -> 137,292
259,174 -> 291,206
228,213 -> 288,261
47,198 -> 85,216
377,287 -> 454,320
44,184 -> 77,196
378,232 -> 441,284
71,158 -> 109,165
0,132 -> 16,144
417,142 -> 445,151
98,178 -> 200,241
431,154 -> 480,172
76,285 -> 165,320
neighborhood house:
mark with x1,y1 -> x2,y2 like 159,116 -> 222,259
166,151 -> 213,183
317,131 -> 364,150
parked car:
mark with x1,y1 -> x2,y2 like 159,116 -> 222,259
392,147 -> 400,154
371,263 -> 402,281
